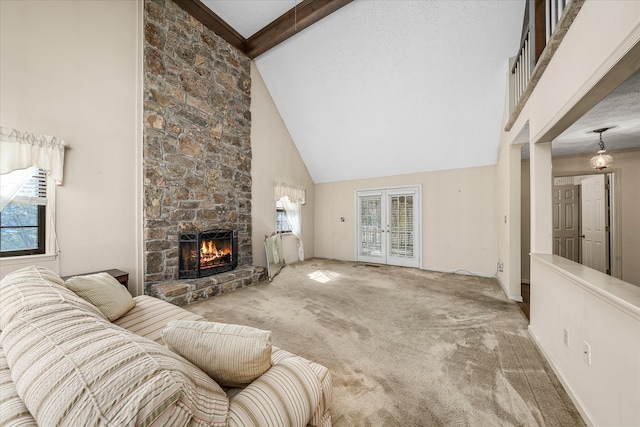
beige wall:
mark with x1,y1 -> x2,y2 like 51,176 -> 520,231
250,63 -> 315,267
0,0 -> 144,294
530,254 -> 640,427
314,166 -> 498,276
498,1 -> 640,425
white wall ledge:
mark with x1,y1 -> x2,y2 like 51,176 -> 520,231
0,253 -> 60,278
532,253 -> 640,320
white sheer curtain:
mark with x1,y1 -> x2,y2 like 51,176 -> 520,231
0,167 -> 36,212
0,127 -> 68,210
274,181 -> 306,261
280,196 -> 304,261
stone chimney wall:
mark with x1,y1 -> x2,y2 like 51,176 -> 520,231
143,0 -> 252,292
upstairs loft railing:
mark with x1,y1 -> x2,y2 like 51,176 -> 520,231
511,0 -> 570,111
506,0 -> 584,131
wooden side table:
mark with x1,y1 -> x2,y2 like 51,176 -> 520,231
61,269 -> 129,288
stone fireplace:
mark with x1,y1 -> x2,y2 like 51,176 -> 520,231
142,0 -> 261,303
179,229 -> 238,278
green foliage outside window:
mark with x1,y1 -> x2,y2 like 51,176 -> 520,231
0,203 -> 45,255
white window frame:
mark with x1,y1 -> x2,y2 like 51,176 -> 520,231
0,172 -> 59,274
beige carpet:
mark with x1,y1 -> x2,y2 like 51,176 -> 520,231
187,258 -> 584,426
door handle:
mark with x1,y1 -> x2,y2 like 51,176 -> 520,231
580,235 -> 585,238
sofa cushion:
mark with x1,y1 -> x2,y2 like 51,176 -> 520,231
115,295 -> 205,344
163,320 -> 272,387
64,272 -> 135,321
0,266 -> 107,329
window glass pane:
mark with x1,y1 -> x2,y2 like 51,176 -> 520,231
359,195 -> 382,256
389,195 -> 414,258
0,204 -> 43,254
0,227 -> 39,252
0,204 -> 39,226
276,209 -> 291,233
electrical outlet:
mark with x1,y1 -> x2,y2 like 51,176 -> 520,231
564,329 -> 569,346
497,262 -> 504,272
583,342 -> 592,365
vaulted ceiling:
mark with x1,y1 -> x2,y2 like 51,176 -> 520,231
176,0 -> 639,183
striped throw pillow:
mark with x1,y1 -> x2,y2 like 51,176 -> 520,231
163,320 -> 272,387
65,272 -> 135,321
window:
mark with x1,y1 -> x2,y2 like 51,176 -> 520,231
0,168 -> 47,257
276,200 -> 292,233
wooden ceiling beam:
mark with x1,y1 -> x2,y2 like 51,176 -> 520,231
245,0 -> 353,59
172,0 -> 353,59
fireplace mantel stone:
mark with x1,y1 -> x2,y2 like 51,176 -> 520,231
149,265 -> 266,306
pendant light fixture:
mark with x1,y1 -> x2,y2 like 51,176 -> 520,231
590,127 -> 613,170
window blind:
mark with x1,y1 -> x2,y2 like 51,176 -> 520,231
12,169 -> 47,206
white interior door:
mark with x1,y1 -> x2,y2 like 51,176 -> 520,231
581,175 -> 607,273
552,184 -> 580,262
357,186 -> 420,268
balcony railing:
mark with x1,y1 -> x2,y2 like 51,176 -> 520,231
506,0 -> 584,131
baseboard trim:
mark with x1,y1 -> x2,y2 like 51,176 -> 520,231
495,276 -> 523,302
528,326 -> 596,427
429,267 -> 495,279
428,267 -> 524,302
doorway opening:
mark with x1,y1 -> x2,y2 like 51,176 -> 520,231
552,172 -> 620,278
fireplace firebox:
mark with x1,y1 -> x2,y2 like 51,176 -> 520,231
179,229 -> 238,279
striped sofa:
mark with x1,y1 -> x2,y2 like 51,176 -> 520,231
0,266 -> 332,426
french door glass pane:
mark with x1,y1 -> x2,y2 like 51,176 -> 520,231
359,196 -> 381,256
389,195 -> 414,258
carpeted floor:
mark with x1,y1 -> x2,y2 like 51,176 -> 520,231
187,258 -> 585,426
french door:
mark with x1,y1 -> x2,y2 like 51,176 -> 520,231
356,186 -> 421,268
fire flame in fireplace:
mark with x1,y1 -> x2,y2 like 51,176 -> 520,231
200,239 -> 231,267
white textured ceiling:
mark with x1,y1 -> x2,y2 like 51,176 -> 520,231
205,0 -> 526,183
254,1 -> 525,183
521,69 -> 640,159
202,0 -> 303,38
551,70 -> 640,156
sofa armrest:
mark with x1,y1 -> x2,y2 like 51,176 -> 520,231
270,347 -> 332,427
227,356 -> 321,427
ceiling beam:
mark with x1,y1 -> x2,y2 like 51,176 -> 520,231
245,0 -> 353,59
172,0 -> 352,59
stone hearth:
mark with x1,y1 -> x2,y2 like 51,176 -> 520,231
150,265 -> 266,306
